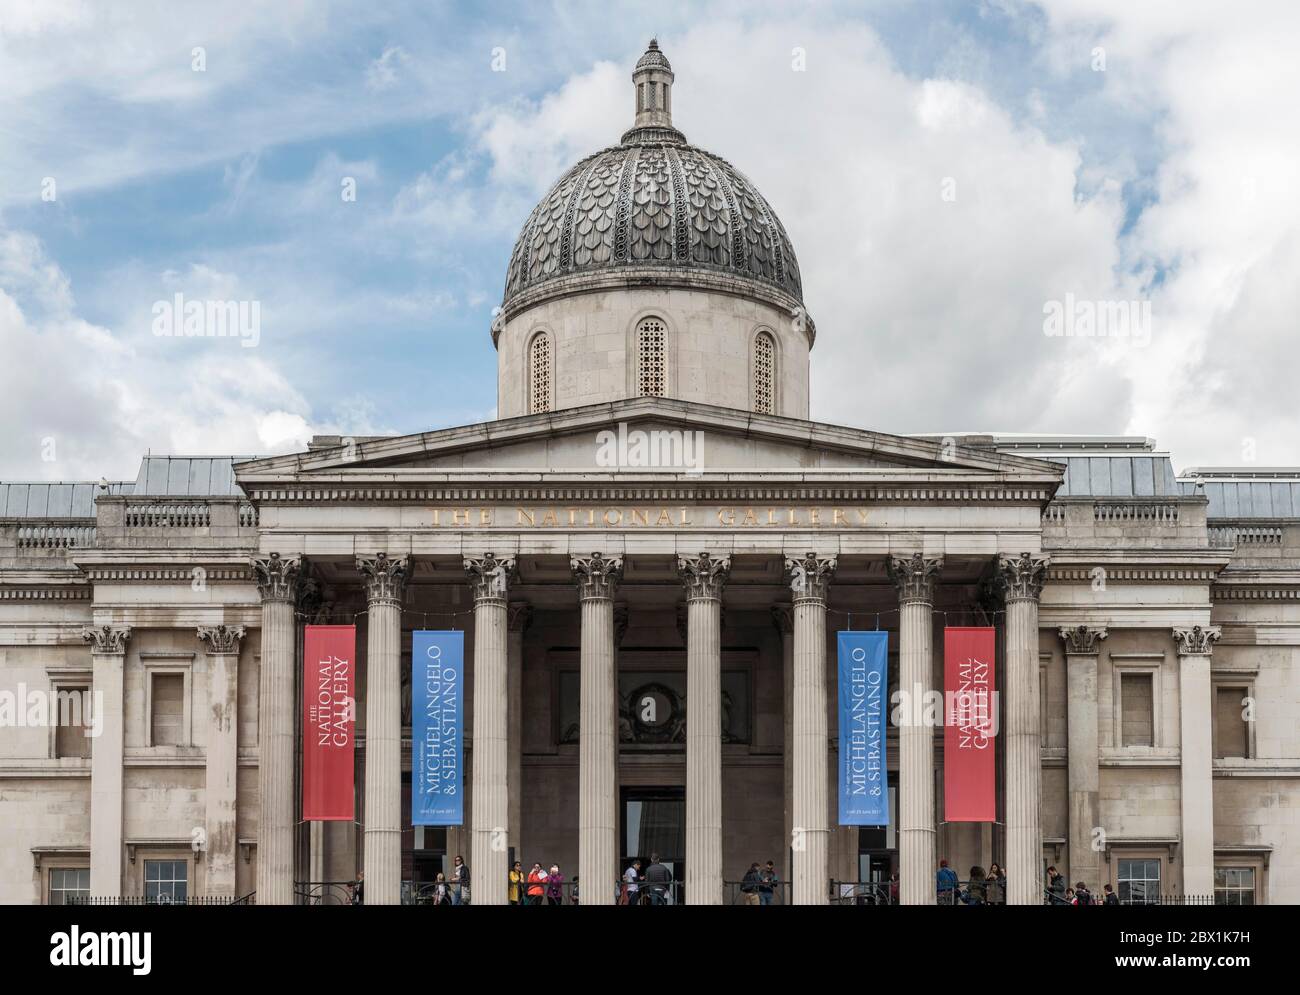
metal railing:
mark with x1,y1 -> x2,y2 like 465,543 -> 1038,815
296,881 -> 358,905
68,894 -> 253,906
727,879 -> 789,905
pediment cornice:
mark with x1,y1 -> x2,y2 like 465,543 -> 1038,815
235,398 -> 1064,485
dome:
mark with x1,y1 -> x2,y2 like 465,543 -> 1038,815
499,41 -> 804,325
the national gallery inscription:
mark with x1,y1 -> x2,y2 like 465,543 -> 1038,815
430,505 -> 871,529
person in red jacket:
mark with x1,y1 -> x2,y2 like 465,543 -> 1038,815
526,862 -> 547,905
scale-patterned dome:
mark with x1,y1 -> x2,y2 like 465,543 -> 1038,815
501,41 -> 803,314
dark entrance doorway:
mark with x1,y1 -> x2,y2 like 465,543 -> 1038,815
621,786 -> 684,904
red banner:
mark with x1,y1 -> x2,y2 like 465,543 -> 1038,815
944,627 -> 996,822
303,625 -> 356,821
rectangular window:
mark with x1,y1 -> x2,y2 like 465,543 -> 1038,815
1214,866 -> 1256,905
48,867 -> 90,905
1117,858 -> 1161,904
1120,673 -> 1154,747
150,673 -> 185,746
143,859 -> 188,904
54,685 -> 92,759
1215,687 -> 1249,759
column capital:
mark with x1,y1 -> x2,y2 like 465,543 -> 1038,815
771,603 -> 794,635
678,552 -> 731,601
571,552 -> 623,601
357,553 -> 408,606
197,624 -> 247,655
465,553 -> 517,604
82,624 -> 131,654
784,552 -> 836,603
507,602 -> 533,633
251,553 -> 304,603
996,552 -> 1050,603
1058,624 -> 1107,656
887,553 -> 943,605
1173,624 -> 1221,656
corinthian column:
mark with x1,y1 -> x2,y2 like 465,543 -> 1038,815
357,553 -> 408,905
1174,624 -> 1220,896
571,553 -> 623,905
678,552 -> 731,905
772,604 -> 795,887
83,624 -> 131,897
785,552 -> 836,905
465,553 -> 517,906
1058,625 -> 1106,892
889,553 -> 943,905
251,553 -> 301,905
997,553 -> 1049,905
198,624 -> 246,897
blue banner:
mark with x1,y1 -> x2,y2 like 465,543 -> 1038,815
412,630 -> 464,826
838,630 -> 889,825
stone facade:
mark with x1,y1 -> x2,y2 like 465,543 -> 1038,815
1,41 -> 1296,907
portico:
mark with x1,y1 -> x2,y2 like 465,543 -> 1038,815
237,396 -> 1061,905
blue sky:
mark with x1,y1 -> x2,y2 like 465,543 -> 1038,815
1,0 -> 1297,480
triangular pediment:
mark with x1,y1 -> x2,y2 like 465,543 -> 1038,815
235,398 -> 1062,489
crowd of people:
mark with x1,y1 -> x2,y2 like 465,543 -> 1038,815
934,859 -> 1121,905
508,861 -> 572,905
354,853 -> 1120,906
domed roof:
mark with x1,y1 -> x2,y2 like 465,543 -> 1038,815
500,42 -> 803,319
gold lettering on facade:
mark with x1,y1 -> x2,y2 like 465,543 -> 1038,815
431,506 -> 870,529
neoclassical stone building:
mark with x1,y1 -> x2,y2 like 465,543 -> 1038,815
1,41 -> 1296,906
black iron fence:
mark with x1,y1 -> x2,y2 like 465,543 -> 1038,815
171,881 -> 1222,908
296,881 -> 358,905
726,879 -> 790,905
68,894 -> 254,906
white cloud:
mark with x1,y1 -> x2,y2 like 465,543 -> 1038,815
1033,0 -> 1300,468
0,232 -> 387,479
366,46 -> 411,91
